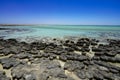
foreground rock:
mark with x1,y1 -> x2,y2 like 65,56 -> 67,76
11,59 -> 73,80
0,38 -> 120,80
0,71 -> 11,80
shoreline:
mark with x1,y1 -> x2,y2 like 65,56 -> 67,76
0,37 -> 120,80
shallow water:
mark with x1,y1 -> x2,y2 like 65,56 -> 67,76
0,25 -> 120,40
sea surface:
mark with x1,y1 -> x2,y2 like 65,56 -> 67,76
0,25 -> 120,40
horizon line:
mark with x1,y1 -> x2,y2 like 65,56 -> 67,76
0,24 -> 120,26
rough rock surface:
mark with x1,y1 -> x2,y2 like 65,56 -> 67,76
0,38 -> 120,80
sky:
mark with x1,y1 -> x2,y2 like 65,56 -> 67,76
0,0 -> 120,25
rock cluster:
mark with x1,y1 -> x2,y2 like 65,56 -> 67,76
0,38 -> 120,80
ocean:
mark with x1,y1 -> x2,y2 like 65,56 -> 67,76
0,25 -> 120,40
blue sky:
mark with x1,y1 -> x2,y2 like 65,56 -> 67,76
0,0 -> 120,25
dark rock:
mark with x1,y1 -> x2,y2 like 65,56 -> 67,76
75,68 -> 94,79
65,40 -> 70,43
13,53 -> 32,59
71,45 -> 80,51
100,56 -> 120,63
82,48 -> 90,52
59,54 -> 67,61
76,70 -> 86,79
65,47 -> 74,52
97,70 -> 114,80
0,58 -> 20,69
39,73 -> 49,80
1,46 -> 20,55
81,52 -> 86,55
31,42 -> 47,50
64,53 -> 88,61
23,72 -> 36,80
76,41 -> 84,46
49,56 -> 55,60
7,38 -> 18,43
0,71 -> 11,80
64,61 -> 84,71
1,48 -> 11,55
94,52 -> 104,56
0,46 -> 4,50
117,50 -> 120,54
92,47 -> 102,52
48,43 -> 57,48
83,61 -> 94,65
94,61 -> 120,71
91,42 -> 98,45
56,73 -> 67,78
92,56 -> 100,60
105,51 -> 117,57
109,68 -> 119,73
0,38 -> 120,80
93,70 -> 104,80
29,49 -> 39,54
12,71 -> 23,79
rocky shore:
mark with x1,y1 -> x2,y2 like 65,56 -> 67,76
0,38 -> 120,80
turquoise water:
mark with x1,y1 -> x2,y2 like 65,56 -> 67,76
0,25 -> 120,40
